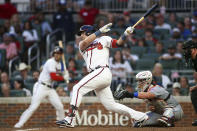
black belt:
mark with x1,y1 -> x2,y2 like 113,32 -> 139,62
41,82 -> 52,88
90,65 -> 109,73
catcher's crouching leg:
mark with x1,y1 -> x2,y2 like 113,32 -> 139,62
158,107 -> 175,127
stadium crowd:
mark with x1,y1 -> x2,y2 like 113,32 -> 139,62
0,0 -> 197,98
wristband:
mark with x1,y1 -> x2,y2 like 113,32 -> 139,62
121,34 -> 127,41
134,92 -> 138,98
94,30 -> 101,37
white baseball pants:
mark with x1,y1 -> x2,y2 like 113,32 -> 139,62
70,68 -> 147,121
15,82 -> 65,127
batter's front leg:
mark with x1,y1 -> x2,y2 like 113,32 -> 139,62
95,86 -> 148,122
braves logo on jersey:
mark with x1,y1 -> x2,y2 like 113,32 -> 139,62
85,42 -> 103,52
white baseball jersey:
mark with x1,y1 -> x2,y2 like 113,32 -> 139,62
38,57 -> 62,84
14,57 -> 65,128
79,36 -> 117,72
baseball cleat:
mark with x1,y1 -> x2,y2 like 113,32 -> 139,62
58,116 -> 75,128
157,117 -> 174,127
133,115 -> 149,127
14,123 -> 23,128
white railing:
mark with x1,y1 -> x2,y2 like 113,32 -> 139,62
1,0 -> 196,13
8,56 -> 20,78
28,43 -> 40,70
46,29 -> 66,59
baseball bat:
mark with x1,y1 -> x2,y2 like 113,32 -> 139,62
58,40 -> 69,84
131,4 -> 158,28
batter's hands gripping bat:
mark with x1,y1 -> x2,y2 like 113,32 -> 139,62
58,40 -> 69,84
131,4 -> 158,29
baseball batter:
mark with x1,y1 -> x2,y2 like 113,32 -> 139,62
57,23 -> 148,128
114,71 -> 184,127
14,46 -> 69,128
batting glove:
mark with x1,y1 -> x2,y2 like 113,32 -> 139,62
124,27 -> 135,36
99,23 -> 113,33
63,70 -> 70,81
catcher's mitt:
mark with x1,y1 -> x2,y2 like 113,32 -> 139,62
113,84 -> 130,100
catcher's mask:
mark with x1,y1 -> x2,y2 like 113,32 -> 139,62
77,25 -> 95,36
136,71 -> 152,92
182,40 -> 197,65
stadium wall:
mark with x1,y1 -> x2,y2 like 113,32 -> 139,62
0,96 -> 196,128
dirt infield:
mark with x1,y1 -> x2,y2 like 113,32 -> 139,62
1,127 -> 197,131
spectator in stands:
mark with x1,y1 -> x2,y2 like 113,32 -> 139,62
172,82 -> 181,96
176,41 -> 184,55
154,14 -> 171,31
79,0 -> 99,25
10,34 -> 21,53
53,0 -> 75,42
32,70 -> 40,82
189,72 -> 197,126
67,71 -> 79,96
15,62 -> 32,85
9,14 -> 22,35
171,28 -> 183,42
81,64 -> 88,77
123,11 -> 135,27
3,19 -> 11,33
13,79 -> 31,96
152,63 -> 171,89
183,17 -> 193,40
179,76 -> 189,96
137,38 -> 147,47
144,29 -> 158,44
0,72 -> 10,86
190,72 -> 197,86
122,46 -> 139,66
114,16 -> 127,29
66,44 -> 75,59
0,0 -> 18,19
0,33 -> 18,61
22,21 -> 39,48
0,83 -> 10,97
168,13 -> 177,29
0,25 -> 6,42
155,41 -> 165,55
68,58 -> 77,74
109,50 -> 133,92
56,86 -> 67,96
37,11 -> 52,38
146,21 -> 155,31
159,44 -> 182,60
191,11 -> 197,25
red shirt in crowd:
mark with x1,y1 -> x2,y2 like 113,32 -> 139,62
79,8 -> 99,25
0,2 -> 18,19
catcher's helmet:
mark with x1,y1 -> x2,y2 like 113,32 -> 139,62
53,46 -> 63,55
136,71 -> 152,92
77,25 -> 94,36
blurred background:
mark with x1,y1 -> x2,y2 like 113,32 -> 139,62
0,0 -> 197,98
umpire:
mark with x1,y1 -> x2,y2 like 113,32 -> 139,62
183,33 -> 197,126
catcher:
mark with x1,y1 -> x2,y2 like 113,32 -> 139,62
114,71 -> 183,127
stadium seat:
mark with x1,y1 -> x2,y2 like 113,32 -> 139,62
25,83 -> 34,94
146,40 -> 155,47
159,59 -> 180,70
154,29 -> 170,40
161,40 -> 176,49
0,49 -> 6,69
130,47 -> 147,57
141,53 -> 160,61
135,59 -> 155,70
135,29 -> 145,37
10,90 -> 26,97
